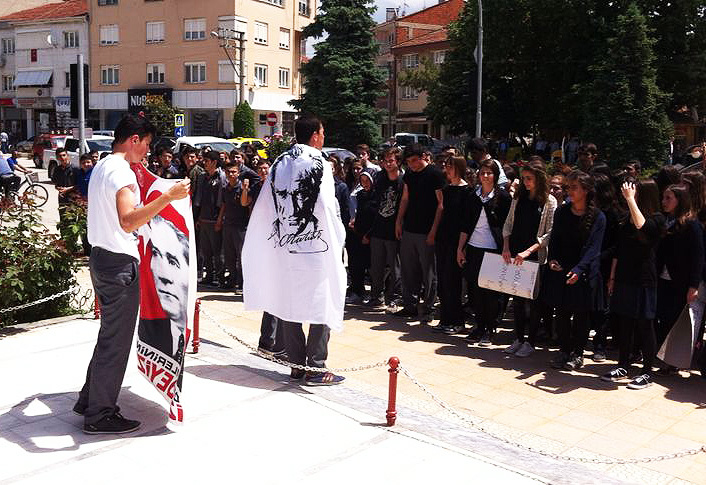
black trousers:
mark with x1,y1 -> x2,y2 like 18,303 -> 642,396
199,221 -> 223,279
464,245 -> 500,333
258,312 -> 285,353
222,225 -> 246,286
617,316 -> 656,372
514,297 -> 540,346
436,238 -> 464,326
347,229 -> 370,296
282,321 -> 330,368
556,309 -> 590,356
78,247 -> 140,425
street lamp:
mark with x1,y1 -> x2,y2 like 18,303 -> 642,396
475,0 -> 482,138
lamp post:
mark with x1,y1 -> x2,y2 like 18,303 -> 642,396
475,0 -> 483,139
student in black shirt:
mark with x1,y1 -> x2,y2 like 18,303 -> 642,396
218,163 -> 249,289
367,147 -> 404,308
51,147 -> 78,244
602,179 -> 665,389
196,151 -> 226,285
394,143 -> 445,323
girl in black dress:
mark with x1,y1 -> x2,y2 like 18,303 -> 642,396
433,156 -> 471,334
602,179 -> 665,389
501,159 -> 557,357
457,159 -> 512,346
544,170 -> 606,371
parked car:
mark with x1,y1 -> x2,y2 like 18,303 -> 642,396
228,137 -> 269,159
172,136 -> 235,155
93,130 -> 114,137
32,134 -> 69,168
322,147 -> 356,161
394,132 -> 435,149
16,136 -> 35,153
42,135 -> 114,178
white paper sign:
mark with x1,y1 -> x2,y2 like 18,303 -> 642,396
478,252 -> 540,300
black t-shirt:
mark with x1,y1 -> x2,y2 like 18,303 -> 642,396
222,183 -> 249,228
370,172 -> 404,240
550,205 -> 583,270
437,184 -> 471,244
509,195 -> 541,257
198,171 -> 223,222
51,164 -> 77,205
615,213 -> 666,287
402,164 -> 445,234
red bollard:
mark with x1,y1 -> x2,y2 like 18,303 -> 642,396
386,356 -> 400,426
192,298 -> 201,353
93,296 -> 101,320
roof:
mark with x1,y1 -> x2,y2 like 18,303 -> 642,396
393,28 -> 448,49
0,0 -> 87,21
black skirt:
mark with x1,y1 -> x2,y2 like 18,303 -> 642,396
610,283 -> 657,320
541,269 -> 604,313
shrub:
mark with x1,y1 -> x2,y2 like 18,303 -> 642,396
232,102 -> 256,138
0,203 -> 78,326
265,134 -> 293,161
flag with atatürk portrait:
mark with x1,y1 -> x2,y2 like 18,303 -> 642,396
242,143 -> 347,331
132,163 -> 196,425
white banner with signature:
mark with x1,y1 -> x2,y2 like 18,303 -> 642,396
478,252 -> 540,300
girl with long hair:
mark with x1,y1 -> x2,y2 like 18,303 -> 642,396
602,179 -> 665,389
501,159 -> 557,357
544,170 -> 606,370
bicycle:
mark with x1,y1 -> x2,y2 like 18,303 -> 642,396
0,171 -> 49,216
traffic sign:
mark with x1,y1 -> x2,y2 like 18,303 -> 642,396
174,113 -> 185,127
266,112 -> 277,127
174,126 -> 184,137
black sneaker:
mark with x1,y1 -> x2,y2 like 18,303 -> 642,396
465,327 -> 484,343
601,367 -> 629,382
442,325 -> 464,335
550,352 -> 569,369
83,413 -> 141,435
564,354 -> 584,371
627,373 -> 652,390
289,368 -> 306,382
592,348 -> 606,362
365,298 -> 384,308
393,306 -> 417,318
431,324 -> 451,333
73,401 -> 86,416
478,331 -> 493,346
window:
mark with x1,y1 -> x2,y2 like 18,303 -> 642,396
100,25 -> 119,45
63,31 -> 79,48
146,21 -> 165,43
98,0 -> 118,5
2,38 -> 14,54
2,75 -> 15,92
147,63 -> 165,84
254,22 -> 268,45
278,67 -> 289,88
184,62 -> 206,83
218,60 -> 247,84
401,86 -> 418,99
261,0 -> 283,5
387,32 -> 394,45
298,0 -> 310,16
65,71 -> 70,88
184,18 -> 206,41
101,65 -> 120,85
403,54 -> 419,69
433,50 -> 446,64
254,64 -> 267,86
279,28 -> 290,49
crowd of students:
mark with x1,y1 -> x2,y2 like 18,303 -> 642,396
167,135 -> 706,391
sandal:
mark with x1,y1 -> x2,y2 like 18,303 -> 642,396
304,371 -> 345,386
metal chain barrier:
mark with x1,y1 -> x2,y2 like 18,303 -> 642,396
0,286 -> 95,316
399,365 -> 706,465
201,308 -> 388,374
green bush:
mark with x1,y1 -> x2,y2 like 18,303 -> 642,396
265,134 -> 293,161
0,203 -> 78,326
232,102 -> 256,137
56,199 -> 87,255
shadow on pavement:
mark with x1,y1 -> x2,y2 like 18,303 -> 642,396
186,364 -> 310,395
0,326 -> 29,340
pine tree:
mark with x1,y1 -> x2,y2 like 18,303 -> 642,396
232,102 -> 256,137
580,3 -> 672,166
289,0 -> 385,149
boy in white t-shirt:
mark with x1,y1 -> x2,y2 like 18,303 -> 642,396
74,114 -> 189,435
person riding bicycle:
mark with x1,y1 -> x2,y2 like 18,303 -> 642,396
0,151 -> 29,198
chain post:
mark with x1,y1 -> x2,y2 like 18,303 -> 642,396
386,356 -> 400,426
192,298 -> 201,353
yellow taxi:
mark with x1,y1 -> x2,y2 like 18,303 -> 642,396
228,137 -> 269,159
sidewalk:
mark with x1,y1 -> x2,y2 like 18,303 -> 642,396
0,317 -> 588,485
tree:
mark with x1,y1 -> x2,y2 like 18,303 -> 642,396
232,102 -> 256,137
579,2 -> 672,166
143,95 -> 180,137
398,56 -> 440,93
289,0 -> 386,149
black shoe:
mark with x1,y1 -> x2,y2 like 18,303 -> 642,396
442,325 -> 464,335
393,306 -> 417,318
431,324 -> 450,333
564,354 -> 584,371
73,401 -> 86,416
627,373 -> 652,390
601,367 -> 629,382
550,352 -> 569,369
83,413 -> 141,435
465,327 -> 484,342
289,368 -> 306,382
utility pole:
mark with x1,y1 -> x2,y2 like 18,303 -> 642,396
475,0 -> 483,139
77,53 -> 86,155
213,28 -> 246,105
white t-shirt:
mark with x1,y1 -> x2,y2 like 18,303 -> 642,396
87,154 -> 140,260
468,187 -> 497,250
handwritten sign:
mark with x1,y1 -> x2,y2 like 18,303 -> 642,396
478,252 -> 540,300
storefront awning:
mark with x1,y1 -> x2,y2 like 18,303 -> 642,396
14,70 -> 52,87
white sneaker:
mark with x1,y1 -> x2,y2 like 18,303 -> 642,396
504,339 -> 522,354
515,342 -> 535,357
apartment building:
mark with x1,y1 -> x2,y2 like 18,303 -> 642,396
89,0 -> 313,137
374,0 -> 462,139
0,0 -> 89,140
